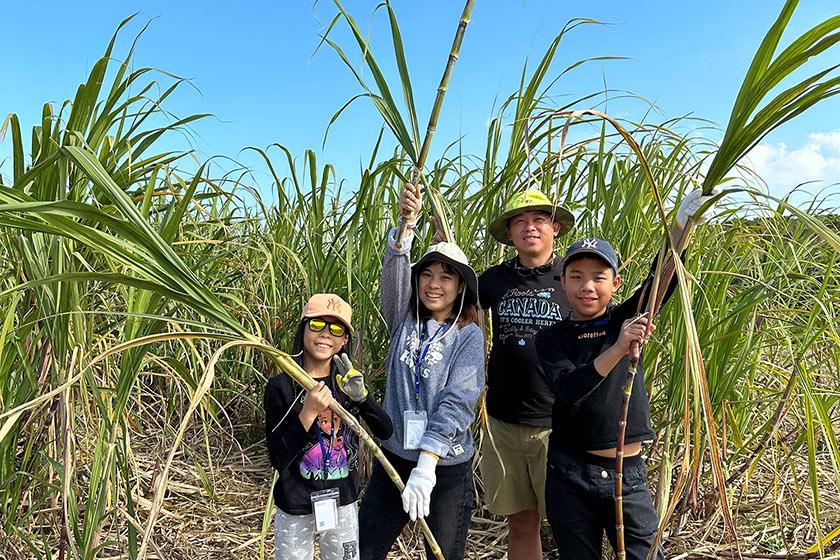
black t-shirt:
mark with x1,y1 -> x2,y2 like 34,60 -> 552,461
263,371 -> 393,515
535,274 -> 672,453
479,257 -> 571,427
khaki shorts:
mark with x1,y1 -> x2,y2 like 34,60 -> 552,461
479,415 -> 550,517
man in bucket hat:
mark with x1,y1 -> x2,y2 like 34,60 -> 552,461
478,189 -> 575,560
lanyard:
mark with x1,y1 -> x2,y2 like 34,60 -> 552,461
314,412 -> 335,478
312,376 -> 336,478
414,320 -> 448,403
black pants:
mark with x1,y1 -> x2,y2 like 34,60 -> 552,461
545,450 -> 665,560
358,449 -> 475,560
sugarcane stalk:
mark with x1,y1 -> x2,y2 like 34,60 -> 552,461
271,352 -> 445,559
394,0 -> 475,248
614,236 -> 675,559
614,354 -> 636,560
614,219 -> 705,560
427,187 -> 455,243
614,337 -> 650,560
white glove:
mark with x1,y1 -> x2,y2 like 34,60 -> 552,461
401,451 -> 438,521
676,188 -> 720,227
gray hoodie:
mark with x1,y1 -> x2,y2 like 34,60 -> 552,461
378,229 -> 485,466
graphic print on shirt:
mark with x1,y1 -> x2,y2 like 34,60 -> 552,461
299,407 -> 357,480
398,328 -> 444,379
495,287 -> 565,345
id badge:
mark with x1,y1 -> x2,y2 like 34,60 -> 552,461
310,488 -> 339,533
403,410 -> 428,450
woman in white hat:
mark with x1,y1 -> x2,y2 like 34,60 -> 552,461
358,184 -> 485,560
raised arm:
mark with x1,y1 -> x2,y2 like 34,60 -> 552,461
619,188 -> 720,319
380,183 -> 422,334
380,228 -> 415,335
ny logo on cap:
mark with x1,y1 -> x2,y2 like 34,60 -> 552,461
582,238 -> 599,249
327,297 -> 341,312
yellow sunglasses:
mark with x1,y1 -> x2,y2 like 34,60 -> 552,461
307,318 -> 347,337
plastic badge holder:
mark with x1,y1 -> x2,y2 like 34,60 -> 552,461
403,410 -> 427,450
310,487 -> 340,532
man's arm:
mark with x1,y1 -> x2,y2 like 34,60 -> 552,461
536,317 -> 651,404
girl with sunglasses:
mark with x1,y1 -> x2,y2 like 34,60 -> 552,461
264,294 -> 393,560
358,184 -> 485,560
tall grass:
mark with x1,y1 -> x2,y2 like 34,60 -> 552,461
0,3 -> 839,559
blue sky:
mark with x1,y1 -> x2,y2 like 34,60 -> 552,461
2,1 -> 839,201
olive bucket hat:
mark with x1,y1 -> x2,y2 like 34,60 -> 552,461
488,189 -> 575,245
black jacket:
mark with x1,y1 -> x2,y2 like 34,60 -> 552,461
264,371 -> 393,514
536,269 -> 677,453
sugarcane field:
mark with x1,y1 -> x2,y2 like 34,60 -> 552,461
2,1 -> 840,559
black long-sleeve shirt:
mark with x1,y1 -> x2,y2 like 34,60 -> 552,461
536,272 -> 675,454
479,257 -> 571,427
264,372 -> 393,514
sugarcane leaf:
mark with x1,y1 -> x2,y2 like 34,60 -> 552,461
326,0 -> 417,161
384,0 -> 421,150
318,32 -> 416,161
725,0 -> 798,132
703,1 -> 840,193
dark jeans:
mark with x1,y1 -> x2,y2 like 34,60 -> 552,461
359,449 -> 475,560
545,450 -> 665,560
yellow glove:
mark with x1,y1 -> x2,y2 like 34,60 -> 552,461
333,353 -> 369,402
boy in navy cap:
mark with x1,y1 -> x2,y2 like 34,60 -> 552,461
535,189 -> 718,559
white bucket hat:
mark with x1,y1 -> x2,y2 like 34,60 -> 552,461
411,242 -> 478,306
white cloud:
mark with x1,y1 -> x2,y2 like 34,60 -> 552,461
807,130 -> 840,152
738,130 -> 840,194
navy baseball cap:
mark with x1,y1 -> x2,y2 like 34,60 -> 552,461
562,238 -> 620,273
